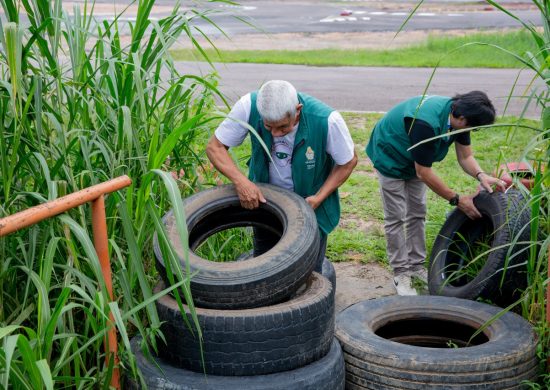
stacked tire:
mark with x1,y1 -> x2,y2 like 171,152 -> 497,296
335,296 -> 539,389
127,184 -> 345,389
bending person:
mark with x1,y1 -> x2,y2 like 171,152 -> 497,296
366,91 -> 506,295
207,80 -> 357,272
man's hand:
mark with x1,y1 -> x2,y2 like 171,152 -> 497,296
478,172 -> 507,193
457,193 -> 482,219
305,194 -> 322,210
235,179 -> 267,209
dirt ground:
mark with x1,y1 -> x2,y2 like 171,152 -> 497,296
333,261 -> 395,312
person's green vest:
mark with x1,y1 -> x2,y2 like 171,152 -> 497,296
366,95 -> 453,179
248,92 -> 340,234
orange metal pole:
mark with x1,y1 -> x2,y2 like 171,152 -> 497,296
0,175 -> 132,236
92,195 -> 120,388
0,175 -> 131,390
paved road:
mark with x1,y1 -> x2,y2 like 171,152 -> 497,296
187,1 -> 540,36
176,61 -> 541,118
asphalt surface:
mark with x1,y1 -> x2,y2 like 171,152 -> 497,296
186,1 -> 541,36
176,61 -> 541,118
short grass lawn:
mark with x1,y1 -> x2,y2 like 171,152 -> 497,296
173,29 -> 535,68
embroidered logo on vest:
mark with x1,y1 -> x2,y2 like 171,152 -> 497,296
305,146 -> 315,169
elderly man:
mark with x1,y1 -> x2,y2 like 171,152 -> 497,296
366,91 -> 506,296
206,80 -> 357,272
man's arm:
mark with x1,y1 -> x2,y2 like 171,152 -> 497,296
455,143 -> 506,193
206,136 -> 266,210
305,152 -> 358,209
414,163 -> 482,219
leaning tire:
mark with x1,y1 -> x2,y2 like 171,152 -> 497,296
155,272 -> 335,376
126,336 -> 345,390
335,295 -> 538,389
154,184 -> 320,309
428,190 -> 530,305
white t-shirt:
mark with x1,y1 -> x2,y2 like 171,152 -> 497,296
215,93 -> 355,190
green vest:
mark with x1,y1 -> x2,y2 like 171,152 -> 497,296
366,95 -> 453,179
248,92 -> 340,234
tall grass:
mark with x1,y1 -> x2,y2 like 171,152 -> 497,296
405,1 -> 550,386
0,0 -> 230,387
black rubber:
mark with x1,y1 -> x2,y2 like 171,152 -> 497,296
336,295 -> 538,389
154,272 -> 334,376
428,190 -> 531,305
237,253 -> 336,290
126,336 -> 345,390
153,183 -> 320,309
322,257 -> 336,290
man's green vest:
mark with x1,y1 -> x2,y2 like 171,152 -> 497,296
248,92 -> 340,234
366,95 -> 453,179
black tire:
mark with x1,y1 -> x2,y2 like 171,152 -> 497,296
154,272 -> 335,376
428,190 -> 530,305
154,184 -> 320,309
236,253 -> 336,291
322,257 -> 336,290
336,295 -> 538,389
126,336 -> 345,390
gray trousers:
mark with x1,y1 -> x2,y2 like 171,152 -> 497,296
377,172 -> 427,276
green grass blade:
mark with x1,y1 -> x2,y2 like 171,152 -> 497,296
35,359 -> 53,390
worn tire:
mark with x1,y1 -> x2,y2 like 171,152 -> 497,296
155,272 -> 335,376
322,257 -> 336,290
336,295 -> 538,389
126,336 -> 345,390
154,184 -> 320,309
428,190 -> 530,305
238,252 -> 336,290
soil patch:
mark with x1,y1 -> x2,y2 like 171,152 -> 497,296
333,261 -> 395,312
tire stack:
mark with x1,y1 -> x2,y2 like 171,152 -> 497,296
127,184 -> 345,389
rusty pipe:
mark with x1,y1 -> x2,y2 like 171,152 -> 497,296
0,175 -> 131,389
0,175 -> 131,236
92,195 -> 120,388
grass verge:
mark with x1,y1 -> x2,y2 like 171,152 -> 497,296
172,29 -> 535,68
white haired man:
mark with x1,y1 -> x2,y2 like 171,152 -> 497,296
206,80 -> 357,272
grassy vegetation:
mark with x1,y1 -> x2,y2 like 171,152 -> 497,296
172,29 -> 536,68
0,0 -> 229,387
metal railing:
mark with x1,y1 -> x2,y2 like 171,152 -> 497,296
0,175 -> 132,390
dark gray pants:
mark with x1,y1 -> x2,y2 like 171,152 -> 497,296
377,172 -> 427,276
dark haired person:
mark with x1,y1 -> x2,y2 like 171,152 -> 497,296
366,91 -> 506,296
